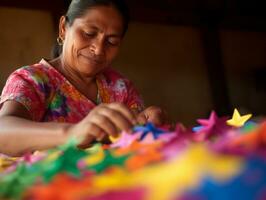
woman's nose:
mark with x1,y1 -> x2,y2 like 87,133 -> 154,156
90,38 -> 105,56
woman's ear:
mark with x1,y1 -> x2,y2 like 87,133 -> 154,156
58,16 -> 67,39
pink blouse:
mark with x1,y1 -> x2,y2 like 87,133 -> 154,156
0,59 -> 144,123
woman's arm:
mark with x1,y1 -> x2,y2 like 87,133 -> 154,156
0,101 -> 136,156
0,101 -> 70,156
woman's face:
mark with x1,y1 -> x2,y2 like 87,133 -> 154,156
60,5 -> 124,76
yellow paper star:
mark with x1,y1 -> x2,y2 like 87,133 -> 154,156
44,151 -> 61,163
83,147 -> 105,165
109,135 -> 121,143
226,108 -> 252,127
0,156 -> 18,172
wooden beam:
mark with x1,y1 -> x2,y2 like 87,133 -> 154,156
200,26 -> 232,116
1,0 -> 266,31
0,0 -> 66,12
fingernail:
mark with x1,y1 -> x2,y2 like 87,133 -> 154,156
144,114 -> 149,120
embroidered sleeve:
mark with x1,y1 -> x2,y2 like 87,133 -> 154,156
0,68 -> 47,121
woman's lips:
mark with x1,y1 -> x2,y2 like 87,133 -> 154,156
80,54 -> 104,64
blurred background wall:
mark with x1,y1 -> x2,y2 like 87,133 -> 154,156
0,7 -> 55,86
0,0 -> 266,126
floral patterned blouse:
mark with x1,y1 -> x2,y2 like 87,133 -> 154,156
0,59 -> 144,123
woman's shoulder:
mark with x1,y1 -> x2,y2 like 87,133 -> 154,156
14,60 -> 51,75
11,59 -> 61,83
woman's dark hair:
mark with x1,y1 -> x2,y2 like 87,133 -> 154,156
52,0 -> 130,58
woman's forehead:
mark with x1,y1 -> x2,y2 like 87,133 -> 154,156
79,6 -> 123,24
74,6 -> 124,33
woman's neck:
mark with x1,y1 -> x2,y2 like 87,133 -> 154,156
48,57 -> 98,102
56,57 -> 95,85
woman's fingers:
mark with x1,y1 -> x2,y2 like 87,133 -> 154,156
81,103 -> 136,141
136,112 -> 148,125
72,104 -> 168,148
95,104 -> 134,134
73,104 -> 168,148
74,122 -> 105,148
108,103 -> 137,125
88,112 -> 119,137
142,106 -> 166,126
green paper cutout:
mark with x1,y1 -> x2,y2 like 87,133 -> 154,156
88,150 -> 130,173
0,163 -> 39,199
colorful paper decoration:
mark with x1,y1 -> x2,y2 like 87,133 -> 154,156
1,109 -> 266,200
133,123 -> 165,140
88,150 -> 130,173
227,108 -> 252,127
193,111 -> 229,140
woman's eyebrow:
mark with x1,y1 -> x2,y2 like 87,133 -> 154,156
83,24 -> 99,30
82,22 -> 122,37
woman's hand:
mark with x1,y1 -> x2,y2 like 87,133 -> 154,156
136,106 -> 167,126
65,103 -> 137,148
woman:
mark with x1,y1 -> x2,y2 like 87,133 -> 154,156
0,0 -> 165,156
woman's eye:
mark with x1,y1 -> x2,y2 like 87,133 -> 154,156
84,31 -> 95,37
107,38 -> 120,46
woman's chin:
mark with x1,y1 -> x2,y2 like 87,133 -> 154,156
78,61 -> 104,76
80,55 -> 104,68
